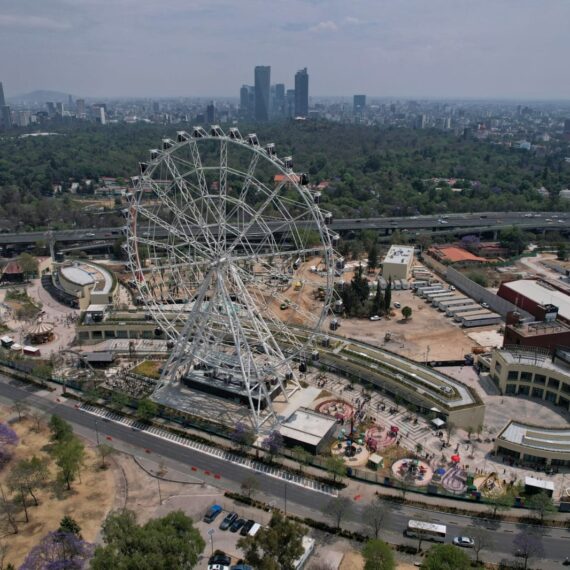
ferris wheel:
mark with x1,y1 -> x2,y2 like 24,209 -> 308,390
125,126 -> 337,429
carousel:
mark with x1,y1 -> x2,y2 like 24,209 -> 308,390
26,321 -> 55,344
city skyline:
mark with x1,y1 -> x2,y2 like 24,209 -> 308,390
1,0 -> 569,100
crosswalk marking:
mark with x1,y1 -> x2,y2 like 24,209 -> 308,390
80,404 -> 337,497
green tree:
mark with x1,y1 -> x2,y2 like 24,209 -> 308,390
110,391 -> 129,411
11,400 -> 29,421
401,306 -> 412,320
91,509 -> 205,570
240,475 -> 260,499
48,415 -> 73,443
7,456 -> 48,506
136,398 -> 157,422
18,253 -> 39,278
526,491 -> 556,523
557,242 -> 568,261
292,446 -> 312,473
53,437 -> 85,490
499,226 -> 530,255
58,515 -> 82,538
384,279 -> 392,310
362,539 -> 395,570
422,544 -> 470,570
324,496 -> 352,528
371,283 -> 385,316
367,242 -> 379,272
237,511 -> 304,570
488,493 -> 513,518
324,455 -> 346,483
97,443 -> 115,469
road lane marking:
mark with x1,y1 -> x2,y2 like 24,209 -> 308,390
80,404 -> 337,497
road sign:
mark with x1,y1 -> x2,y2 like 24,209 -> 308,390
207,529 -> 215,536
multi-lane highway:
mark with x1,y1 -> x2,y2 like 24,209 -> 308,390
1,211 -> 568,246
1,376 -> 568,566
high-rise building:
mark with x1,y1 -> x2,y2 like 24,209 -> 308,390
564,119 -> 570,135
274,83 -> 285,118
0,82 -> 11,130
46,102 -> 56,116
286,89 -> 295,118
254,66 -> 270,122
56,102 -> 64,116
294,68 -> 309,117
76,99 -> 86,118
240,85 -> 250,115
99,107 -> 106,125
353,95 -> 366,115
206,101 -> 216,124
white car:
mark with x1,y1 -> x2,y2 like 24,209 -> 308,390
394,302 -> 401,309
481,302 -> 489,309
369,315 -> 381,321
453,536 -> 474,548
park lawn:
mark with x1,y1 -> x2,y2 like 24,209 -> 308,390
0,412 -> 116,568
132,359 -> 162,379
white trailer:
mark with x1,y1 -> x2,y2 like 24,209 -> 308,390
431,294 -> 457,307
437,296 -> 468,311
412,280 -> 429,290
426,291 -> 454,302
417,285 -> 444,298
462,312 -> 502,328
454,309 -> 493,322
446,303 -> 481,317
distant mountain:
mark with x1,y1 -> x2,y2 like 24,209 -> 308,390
8,90 -> 75,105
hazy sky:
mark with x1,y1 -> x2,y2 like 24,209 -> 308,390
2,0 -> 569,99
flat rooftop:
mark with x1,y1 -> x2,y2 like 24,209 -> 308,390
60,262 -> 113,294
503,279 -> 570,322
497,347 -> 570,375
498,421 -> 570,455
279,407 -> 337,447
383,245 -> 414,266
508,320 -> 570,337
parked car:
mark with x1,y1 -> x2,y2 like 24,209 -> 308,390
394,302 -> 401,309
219,512 -> 238,531
369,315 -> 381,321
240,519 -> 255,536
453,536 -> 474,548
203,504 -> 223,524
481,302 -> 489,309
208,552 -> 231,570
230,518 -> 246,533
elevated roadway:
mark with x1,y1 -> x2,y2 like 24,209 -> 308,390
2,211 -> 568,247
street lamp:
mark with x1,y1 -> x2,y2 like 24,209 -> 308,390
94,418 -> 100,445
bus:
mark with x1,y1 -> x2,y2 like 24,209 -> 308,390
405,520 -> 446,543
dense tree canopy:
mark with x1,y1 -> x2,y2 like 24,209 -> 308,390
91,509 -> 204,570
0,121 -> 568,231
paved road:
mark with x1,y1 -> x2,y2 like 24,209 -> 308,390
1,211 -> 568,245
0,376 -> 568,566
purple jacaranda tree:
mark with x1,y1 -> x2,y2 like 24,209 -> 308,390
262,430 -> 283,458
513,531 -> 544,570
19,531 -> 94,570
0,423 -> 19,471
231,422 -> 256,450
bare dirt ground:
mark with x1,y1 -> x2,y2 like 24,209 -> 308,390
336,289 -> 499,361
0,411 -> 115,568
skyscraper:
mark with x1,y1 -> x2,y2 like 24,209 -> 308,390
274,83 -> 285,118
254,66 -> 270,122
286,89 -> 295,118
294,68 -> 309,117
206,101 -> 216,124
0,82 -> 12,130
240,85 -> 250,116
353,95 -> 366,115
76,99 -> 86,118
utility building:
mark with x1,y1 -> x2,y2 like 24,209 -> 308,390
382,245 -> 414,281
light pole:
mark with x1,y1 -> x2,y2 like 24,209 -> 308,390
284,481 -> 288,516
94,418 -> 100,445
207,528 -> 215,556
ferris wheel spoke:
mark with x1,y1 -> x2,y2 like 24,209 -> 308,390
162,154 -> 219,251
226,151 -> 260,223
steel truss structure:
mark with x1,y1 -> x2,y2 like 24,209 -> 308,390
125,126 -> 336,429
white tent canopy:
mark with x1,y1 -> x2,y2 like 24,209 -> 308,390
432,418 -> 446,428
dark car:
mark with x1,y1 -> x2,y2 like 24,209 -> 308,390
203,504 -> 223,524
229,518 -> 246,533
208,552 -> 231,570
219,511 -> 238,531
240,519 -> 255,536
